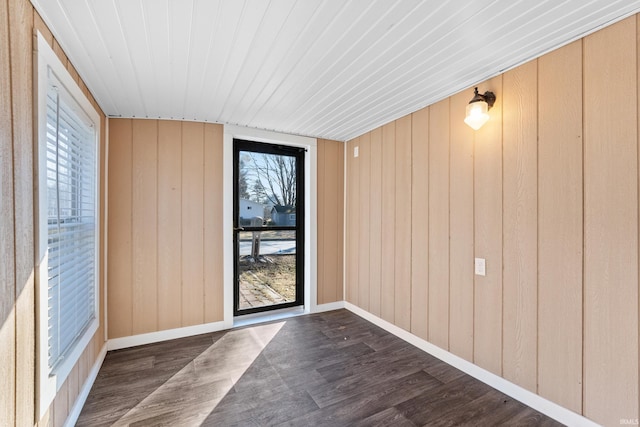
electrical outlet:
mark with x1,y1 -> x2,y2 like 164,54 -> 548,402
474,258 -> 486,276
354,146 -> 359,157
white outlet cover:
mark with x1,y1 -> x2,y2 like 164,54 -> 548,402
354,146 -> 359,157
474,258 -> 486,276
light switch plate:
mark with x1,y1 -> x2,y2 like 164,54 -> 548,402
354,146 -> 359,157
474,258 -> 486,276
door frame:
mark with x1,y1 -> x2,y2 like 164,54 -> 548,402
232,138 -> 305,316
223,125 -> 317,325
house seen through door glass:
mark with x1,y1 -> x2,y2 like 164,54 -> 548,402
233,139 -> 305,316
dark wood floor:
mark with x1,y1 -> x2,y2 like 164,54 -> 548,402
77,310 -> 563,426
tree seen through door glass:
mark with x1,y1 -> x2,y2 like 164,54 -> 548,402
238,151 -> 296,228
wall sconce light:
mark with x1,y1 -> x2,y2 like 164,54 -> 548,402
464,87 -> 496,130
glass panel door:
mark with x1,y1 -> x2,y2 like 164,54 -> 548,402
233,139 -> 305,316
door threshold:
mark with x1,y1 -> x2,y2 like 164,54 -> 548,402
233,306 -> 306,329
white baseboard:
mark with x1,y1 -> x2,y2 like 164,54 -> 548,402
312,300 -> 345,313
108,302 -> 346,351
344,302 -> 600,427
107,320 -> 230,351
63,343 -> 108,427
230,301 -> 345,328
233,306 -> 306,328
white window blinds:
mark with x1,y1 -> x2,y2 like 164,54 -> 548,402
45,72 -> 97,372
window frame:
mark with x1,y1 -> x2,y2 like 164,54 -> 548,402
35,32 -> 101,417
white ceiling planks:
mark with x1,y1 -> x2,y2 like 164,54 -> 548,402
140,0 -> 173,119
240,1 -> 371,128
32,0 -> 640,141
270,0 -> 428,132
218,1 -> 323,126
212,0 -> 292,123
297,0 -> 501,138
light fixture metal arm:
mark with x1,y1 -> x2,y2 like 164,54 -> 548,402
482,90 -> 496,109
470,87 -> 496,109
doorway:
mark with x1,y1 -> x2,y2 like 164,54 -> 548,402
233,139 -> 305,316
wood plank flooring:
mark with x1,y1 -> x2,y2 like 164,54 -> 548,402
77,310 -> 562,426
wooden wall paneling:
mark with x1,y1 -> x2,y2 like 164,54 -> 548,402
39,407 -> 52,427
583,17 -> 639,425
345,140 -> 352,303
131,120 -> 158,334
157,120 -> 183,330
336,141 -> 345,302
346,138 -> 359,305
501,60 -> 538,392
66,62 -> 80,86
181,122 -> 205,326
92,331 -> 101,370
368,129 -> 382,315
410,107 -> 429,340
473,75 -> 503,375
108,119 -> 133,338
638,17 -> 640,422
395,115 -> 412,331
204,123 -> 223,322
358,133 -> 371,311
53,380 -> 68,427
33,12 -> 53,45
428,100 -> 450,349
319,139 -> 343,304
77,345 -> 89,397
90,335 -> 99,377
9,1 -> 35,424
51,38 -> 67,68
380,123 -> 396,323
537,39 -> 583,413
0,0 -> 16,423
448,91 -> 475,361
1,7 -> 109,424
66,365 -> 79,415
79,81 -> 91,105
317,139 -> 326,303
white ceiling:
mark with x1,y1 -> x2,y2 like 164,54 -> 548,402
32,0 -> 640,141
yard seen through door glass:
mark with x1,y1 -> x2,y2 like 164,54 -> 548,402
234,140 -> 304,315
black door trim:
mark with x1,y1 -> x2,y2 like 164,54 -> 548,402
233,138 -> 305,316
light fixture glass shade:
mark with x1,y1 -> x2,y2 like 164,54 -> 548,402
464,100 -> 490,130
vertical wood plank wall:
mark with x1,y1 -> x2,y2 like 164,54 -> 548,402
10,1 -> 35,424
381,123 -> 396,323
368,129 -> 382,315
448,90 -> 474,362
317,139 -> 345,305
394,116 -> 412,331
346,136 -> 360,305
410,109 -> 428,341
537,37 -> 583,414
181,123 -> 207,326
502,60 -> 537,392
428,99 -> 449,350
473,75 -> 503,377
203,124 -> 225,322
1,1 -> 108,426
358,133 -> 371,311
345,16 -> 640,426
0,2 -> 16,425
583,17 -> 639,424
157,122 -> 183,329
132,121 -> 158,333
108,119 -> 224,337
108,126 -> 344,334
